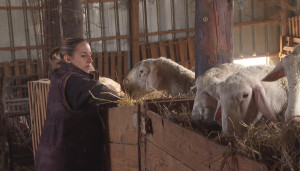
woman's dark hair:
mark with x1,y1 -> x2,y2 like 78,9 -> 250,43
50,37 -> 86,61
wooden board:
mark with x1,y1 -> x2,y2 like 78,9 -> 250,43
143,140 -> 193,171
104,106 -> 139,144
144,110 -> 268,171
108,143 -> 139,171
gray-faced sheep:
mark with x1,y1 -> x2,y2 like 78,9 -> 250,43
123,57 -> 195,99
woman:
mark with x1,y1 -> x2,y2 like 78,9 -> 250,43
35,38 -> 119,171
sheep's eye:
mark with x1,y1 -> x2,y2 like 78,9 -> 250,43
243,93 -> 248,98
139,70 -> 143,74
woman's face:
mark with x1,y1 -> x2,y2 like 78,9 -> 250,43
69,41 -> 93,73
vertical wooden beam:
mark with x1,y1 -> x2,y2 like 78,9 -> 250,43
104,52 -> 109,77
117,52 -> 123,82
62,0 -> 83,38
187,37 -> 195,67
150,43 -> 158,58
131,0 -> 140,67
141,45 -> 147,60
98,53 -> 103,76
159,41 -> 167,57
195,0 -> 234,77
111,52 -> 116,80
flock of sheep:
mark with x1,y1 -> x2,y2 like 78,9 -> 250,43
121,44 -> 300,136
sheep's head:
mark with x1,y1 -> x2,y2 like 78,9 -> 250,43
123,60 -> 153,99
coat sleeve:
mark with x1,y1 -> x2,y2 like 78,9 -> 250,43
65,74 -> 119,111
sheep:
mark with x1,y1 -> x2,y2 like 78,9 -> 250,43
216,65 -> 288,135
263,44 -> 300,122
123,57 -> 195,99
191,63 -> 244,124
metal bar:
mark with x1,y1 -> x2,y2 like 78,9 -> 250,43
156,0 -> 160,41
81,0 -> 119,4
239,8 -> 243,57
251,0 -> 256,56
6,0 -> 15,61
101,2 -> 106,51
0,6 -> 42,10
0,46 -> 39,51
86,3 -> 91,39
23,0 -> 32,59
139,28 -> 194,37
170,0 -> 175,39
98,2 -> 104,51
143,0 -> 148,43
114,1 -> 120,51
234,19 -> 280,27
185,0 -> 189,37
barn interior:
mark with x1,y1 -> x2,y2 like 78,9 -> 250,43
0,0 -> 300,170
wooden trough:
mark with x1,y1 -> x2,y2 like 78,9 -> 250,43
28,80 -> 267,170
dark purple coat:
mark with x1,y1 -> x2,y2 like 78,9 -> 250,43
35,63 -> 118,171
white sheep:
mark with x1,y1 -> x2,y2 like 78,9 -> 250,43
191,63 -> 244,124
216,65 -> 288,135
263,44 -> 300,122
123,57 -> 195,99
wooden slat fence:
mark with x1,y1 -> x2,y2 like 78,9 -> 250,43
280,15 -> 300,58
27,79 -> 50,157
139,36 -> 195,69
92,51 -> 129,83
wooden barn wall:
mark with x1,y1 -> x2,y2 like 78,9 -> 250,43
0,0 -> 38,63
233,0 -> 280,58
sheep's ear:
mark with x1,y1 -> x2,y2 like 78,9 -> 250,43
214,103 -> 222,126
262,60 -> 285,81
146,65 -> 159,91
214,84 -> 222,126
253,85 -> 278,122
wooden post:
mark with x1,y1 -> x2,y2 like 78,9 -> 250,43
195,0 -> 234,78
62,0 -> 83,38
130,0 -> 140,67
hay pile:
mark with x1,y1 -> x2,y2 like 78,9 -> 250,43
230,120 -> 300,170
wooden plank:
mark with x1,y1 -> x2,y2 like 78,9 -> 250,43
117,51 -> 123,82
296,16 -> 299,37
124,52 -> 129,77
109,143 -> 139,171
141,45 -> 147,60
104,106 -> 139,144
4,62 -> 10,76
292,17 -> 295,37
104,52 -> 109,77
145,110 -> 268,171
144,140 -> 193,171
110,52 -> 116,80
283,46 -> 294,51
26,59 -> 32,75
98,53 -> 103,76
150,43 -> 158,58
159,41 -> 167,57
168,40 -> 176,62
288,18 -> 292,36
187,37 -> 195,67
178,38 -> 188,67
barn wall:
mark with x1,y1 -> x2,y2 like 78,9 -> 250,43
1,0 -> 299,66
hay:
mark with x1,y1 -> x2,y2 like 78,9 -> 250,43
230,120 -> 300,170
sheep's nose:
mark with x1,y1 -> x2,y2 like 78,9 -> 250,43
191,109 -> 202,121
